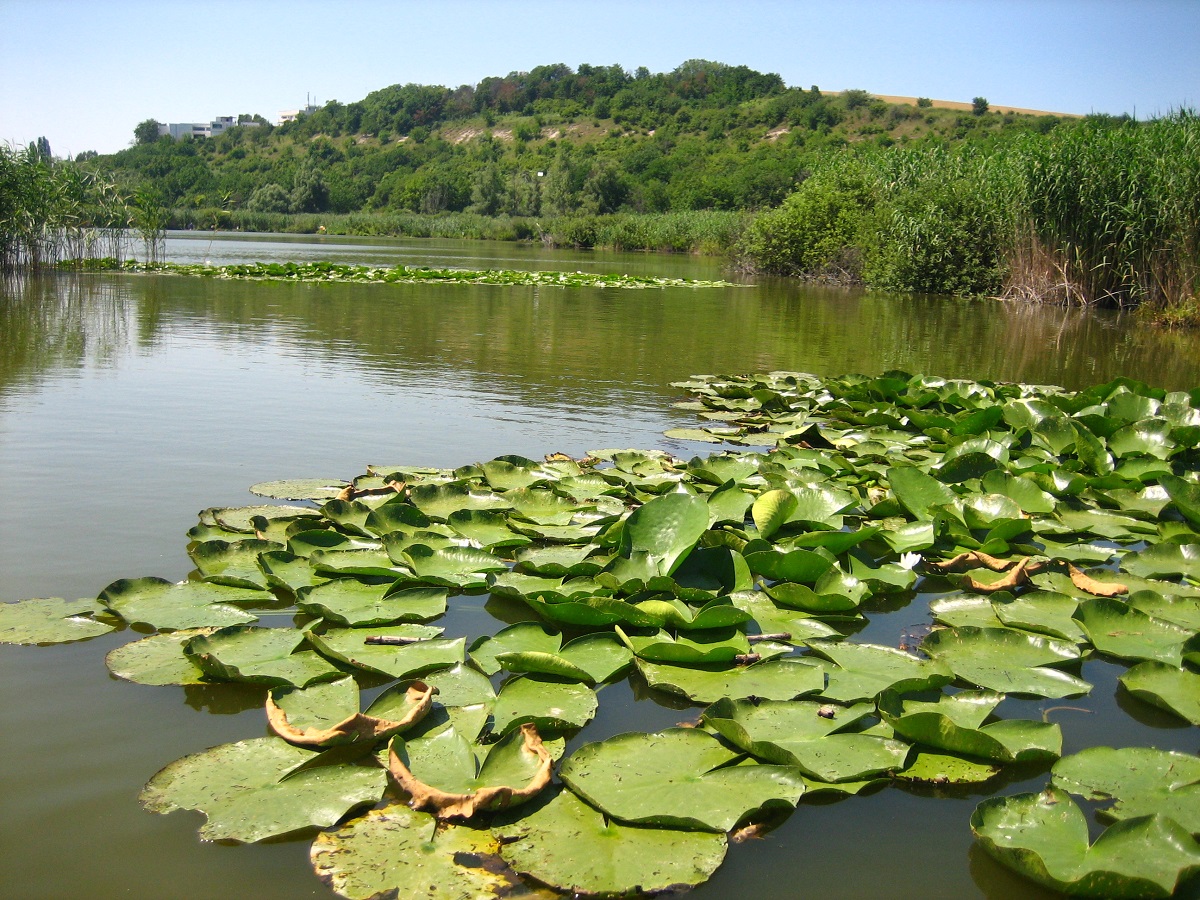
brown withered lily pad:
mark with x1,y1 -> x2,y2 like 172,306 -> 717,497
267,676 -> 435,748
388,722 -> 553,819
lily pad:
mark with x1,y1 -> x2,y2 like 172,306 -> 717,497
490,675 -> 598,735
247,478 -> 349,500
495,788 -> 728,895
297,580 -> 447,626
307,626 -> 461,679
703,698 -> 909,782
618,492 -> 709,576
806,639 -> 953,702
267,676 -> 434,747
469,622 -> 562,676
0,597 -> 116,644
971,788 -> 1200,898
140,736 -> 386,842
389,722 -> 553,818
1052,746 -> 1200,834
920,626 -> 1090,698
105,628 -> 215,685
635,657 -> 825,704
184,625 -> 343,687
1073,598 -> 1192,666
98,577 -> 263,631
310,802 -> 516,899
1118,661 -> 1200,726
878,690 -> 1062,764
561,728 -> 806,832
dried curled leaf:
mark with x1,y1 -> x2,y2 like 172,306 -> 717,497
267,681 -> 435,747
928,551 -> 1021,573
388,722 -> 552,819
1067,564 -> 1127,597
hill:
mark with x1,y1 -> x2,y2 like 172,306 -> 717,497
95,61 -> 1070,222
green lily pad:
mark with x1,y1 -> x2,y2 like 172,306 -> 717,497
1125,591 -> 1200,631
495,788 -> 728,895
489,675 -> 598,735
0,597 -> 115,644
752,489 -> 797,540
993,591 -> 1086,642
105,628 -> 215,685
496,633 -> 633,684
249,478 -> 349,500
422,662 -> 497,707
310,802 -> 516,899
1118,662 -> 1200,726
930,595 -> 1006,629
257,550 -> 326,594
447,508 -> 532,550
469,623 -> 562,676
617,625 -> 750,664
1052,746 -> 1200,834
188,542 -> 277,592
619,492 -> 709,576
307,625 -> 460,679
140,736 -> 386,842
1074,598 -> 1192,666
879,690 -> 1062,763
806,639 -> 954,702
971,788 -> 1200,898
636,657 -> 825,704
184,625 -> 343,687
889,465 -> 960,520
98,577 -> 263,631
920,626 -> 1090,698
297,580 -> 446,626
895,751 -> 1003,785
729,590 -> 842,641
703,697 -> 909,782
409,482 -> 509,520
560,728 -> 806,832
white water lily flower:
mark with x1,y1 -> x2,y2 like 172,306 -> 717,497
899,552 -> 921,570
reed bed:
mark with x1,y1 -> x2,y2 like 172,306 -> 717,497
742,111 -> 1200,319
1,144 -> 165,272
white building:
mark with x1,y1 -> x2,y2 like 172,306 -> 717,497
158,116 -> 261,140
276,103 -> 321,126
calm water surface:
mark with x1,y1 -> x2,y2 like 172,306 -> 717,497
2,233 -> 1198,899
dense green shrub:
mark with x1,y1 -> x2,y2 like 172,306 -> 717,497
863,177 -> 1004,294
738,162 -> 877,278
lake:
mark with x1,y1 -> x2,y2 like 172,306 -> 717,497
2,231 -> 1197,899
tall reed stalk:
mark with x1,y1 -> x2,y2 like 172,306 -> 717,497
0,143 -> 153,272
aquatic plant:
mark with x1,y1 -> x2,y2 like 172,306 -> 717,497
3,370 -> 1200,897
743,111 -> 1200,317
68,258 -> 738,289
0,143 -> 157,272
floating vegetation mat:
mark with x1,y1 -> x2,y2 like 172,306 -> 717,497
65,258 -> 738,289
4,370 -> 1200,897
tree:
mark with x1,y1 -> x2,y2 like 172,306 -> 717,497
972,97 -> 989,116
290,160 -> 329,212
134,119 -> 163,144
246,183 -> 291,213
35,136 -> 51,160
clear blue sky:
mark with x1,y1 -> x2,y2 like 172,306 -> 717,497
2,0 -> 1197,157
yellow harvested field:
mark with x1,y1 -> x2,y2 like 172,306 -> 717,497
857,93 -> 1081,117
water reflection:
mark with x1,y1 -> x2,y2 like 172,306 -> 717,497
3,238 -> 1200,900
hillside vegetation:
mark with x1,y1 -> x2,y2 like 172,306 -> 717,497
100,61 -> 1066,226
